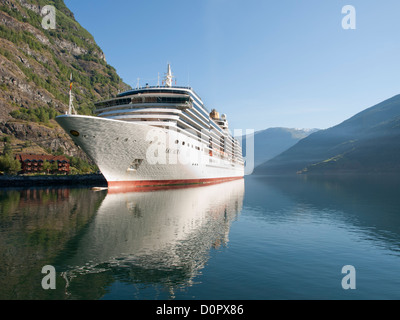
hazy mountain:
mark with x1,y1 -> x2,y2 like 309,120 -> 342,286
0,0 -> 130,157
254,94 -> 400,175
241,127 -> 318,170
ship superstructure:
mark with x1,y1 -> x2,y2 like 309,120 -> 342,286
56,65 -> 244,191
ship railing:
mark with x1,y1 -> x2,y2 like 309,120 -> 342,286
119,85 -> 193,95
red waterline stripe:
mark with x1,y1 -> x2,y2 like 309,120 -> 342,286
106,176 -> 243,193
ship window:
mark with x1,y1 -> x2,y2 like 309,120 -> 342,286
175,140 -> 179,144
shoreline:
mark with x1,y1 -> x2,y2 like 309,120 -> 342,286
0,174 -> 107,188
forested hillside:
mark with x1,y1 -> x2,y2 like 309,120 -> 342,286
0,0 -> 130,172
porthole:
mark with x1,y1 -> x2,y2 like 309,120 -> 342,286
70,130 -> 80,137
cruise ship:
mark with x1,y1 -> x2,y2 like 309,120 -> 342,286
56,65 -> 244,191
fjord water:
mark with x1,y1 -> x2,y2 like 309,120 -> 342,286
0,175 -> 399,300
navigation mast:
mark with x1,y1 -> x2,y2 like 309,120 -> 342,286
68,73 -> 77,115
165,64 -> 174,87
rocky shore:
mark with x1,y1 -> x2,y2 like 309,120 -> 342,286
0,174 -> 107,188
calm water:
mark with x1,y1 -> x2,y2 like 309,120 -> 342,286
0,175 -> 399,300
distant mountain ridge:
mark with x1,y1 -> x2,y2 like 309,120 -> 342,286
254,94 -> 400,175
241,127 -> 318,170
0,0 -> 130,158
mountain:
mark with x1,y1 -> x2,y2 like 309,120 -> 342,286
254,94 -> 400,175
0,0 -> 130,159
241,127 -> 318,170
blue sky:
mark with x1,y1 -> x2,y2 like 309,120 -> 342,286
65,0 -> 400,132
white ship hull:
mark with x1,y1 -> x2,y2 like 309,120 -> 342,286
56,115 -> 244,191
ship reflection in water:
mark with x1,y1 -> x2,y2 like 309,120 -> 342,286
60,179 -> 244,299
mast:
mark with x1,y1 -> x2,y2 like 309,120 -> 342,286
165,64 -> 173,87
68,73 -> 77,115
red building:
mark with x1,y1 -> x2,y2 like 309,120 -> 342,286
16,154 -> 70,174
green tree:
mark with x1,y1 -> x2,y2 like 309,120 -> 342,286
67,156 -> 97,174
3,142 -> 12,155
55,147 -> 64,156
50,161 -> 59,173
0,154 -> 21,175
42,160 -> 51,174
38,107 -> 47,123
